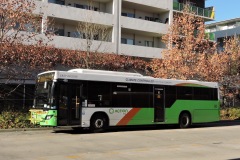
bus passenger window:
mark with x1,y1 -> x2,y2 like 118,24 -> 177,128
87,81 -> 111,107
112,83 -> 131,107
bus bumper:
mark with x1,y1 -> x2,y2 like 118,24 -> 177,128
40,110 -> 57,127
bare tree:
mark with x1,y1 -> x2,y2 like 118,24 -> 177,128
0,0 -> 51,45
0,0 -> 51,101
75,0 -> 112,68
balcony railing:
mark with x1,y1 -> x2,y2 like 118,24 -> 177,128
173,2 -> 215,19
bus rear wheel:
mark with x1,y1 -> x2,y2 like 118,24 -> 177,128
90,114 -> 107,133
179,112 -> 191,128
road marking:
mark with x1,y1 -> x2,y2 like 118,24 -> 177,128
66,155 -> 82,159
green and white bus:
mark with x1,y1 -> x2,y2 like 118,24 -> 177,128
30,69 -> 220,132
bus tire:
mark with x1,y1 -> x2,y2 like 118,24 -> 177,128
179,112 -> 191,129
90,114 -> 107,133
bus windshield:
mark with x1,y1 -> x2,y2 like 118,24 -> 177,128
33,72 -> 55,109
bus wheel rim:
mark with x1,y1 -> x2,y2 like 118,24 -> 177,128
95,119 -> 104,128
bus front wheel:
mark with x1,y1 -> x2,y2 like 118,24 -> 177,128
90,114 -> 107,133
179,112 -> 191,128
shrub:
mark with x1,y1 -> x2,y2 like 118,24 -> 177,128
0,110 -> 35,129
221,107 -> 240,120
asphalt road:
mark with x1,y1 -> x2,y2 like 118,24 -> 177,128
0,121 -> 240,160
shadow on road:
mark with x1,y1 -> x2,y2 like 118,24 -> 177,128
53,120 -> 240,135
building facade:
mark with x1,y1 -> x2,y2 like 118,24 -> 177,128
206,18 -> 240,52
34,0 -> 214,59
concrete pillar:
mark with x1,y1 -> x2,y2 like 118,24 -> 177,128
112,0 -> 122,54
38,0 -> 48,34
41,15 -> 48,34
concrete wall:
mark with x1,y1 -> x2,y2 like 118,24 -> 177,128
213,26 -> 240,40
121,44 -> 163,58
46,3 -> 114,26
50,35 -> 116,53
121,16 -> 169,34
123,0 -> 171,10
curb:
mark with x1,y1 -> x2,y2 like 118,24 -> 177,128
0,127 -> 52,133
220,120 -> 240,123
1,120 -> 240,133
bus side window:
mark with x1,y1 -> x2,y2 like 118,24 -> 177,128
87,81 -> 111,107
131,84 -> 152,108
112,83 -> 131,107
165,86 -> 176,108
177,86 -> 193,100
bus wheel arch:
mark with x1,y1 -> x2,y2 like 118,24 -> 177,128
90,112 -> 109,133
179,111 -> 192,129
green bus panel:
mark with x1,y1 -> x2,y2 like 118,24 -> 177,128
40,110 -> 57,126
127,108 -> 154,125
126,100 -> 219,125
165,100 -> 220,124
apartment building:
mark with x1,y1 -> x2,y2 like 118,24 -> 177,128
34,0 -> 215,59
206,18 -> 240,51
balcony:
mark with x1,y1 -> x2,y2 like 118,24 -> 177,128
173,2 -> 215,20
121,16 -> 168,35
50,35 -> 116,53
45,3 -> 114,26
47,0 -> 113,14
120,44 -> 164,58
123,0 -> 171,10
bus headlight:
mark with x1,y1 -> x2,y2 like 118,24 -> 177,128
45,115 -> 53,120
51,106 -> 56,109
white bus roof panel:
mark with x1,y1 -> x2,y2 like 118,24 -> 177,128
38,69 -> 218,88
68,69 -> 143,77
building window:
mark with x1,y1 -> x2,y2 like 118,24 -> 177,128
121,38 -> 134,45
74,4 -> 99,11
24,23 -> 39,33
54,29 -> 64,36
145,16 -> 155,21
145,41 -> 153,47
121,13 -> 135,18
73,32 -> 80,38
74,4 -> 84,9
48,0 -> 65,5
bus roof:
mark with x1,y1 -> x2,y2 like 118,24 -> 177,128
38,69 -> 218,88
68,69 -> 143,77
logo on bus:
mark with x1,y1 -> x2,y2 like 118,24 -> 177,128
109,108 -> 129,115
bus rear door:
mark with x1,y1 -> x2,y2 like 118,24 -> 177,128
154,87 -> 165,122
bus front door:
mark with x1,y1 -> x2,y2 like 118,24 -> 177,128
154,87 -> 165,122
58,83 -> 81,126
69,84 -> 82,125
